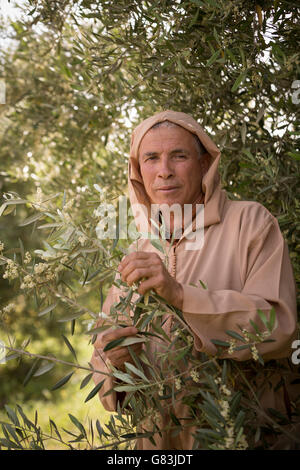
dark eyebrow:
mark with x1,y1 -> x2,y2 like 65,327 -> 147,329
141,148 -> 190,159
170,148 -> 190,155
142,151 -> 158,159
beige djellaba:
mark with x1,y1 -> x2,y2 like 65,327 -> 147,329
90,110 -> 300,450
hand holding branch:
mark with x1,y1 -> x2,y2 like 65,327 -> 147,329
118,251 -> 183,310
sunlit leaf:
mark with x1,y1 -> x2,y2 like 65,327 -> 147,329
38,303 -> 57,317
124,362 -> 149,382
33,361 -> 55,377
68,414 -> 86,436
19,213 -> 44,227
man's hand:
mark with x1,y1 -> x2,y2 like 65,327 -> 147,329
94,326 -> 142,370
118,252 -> 183,310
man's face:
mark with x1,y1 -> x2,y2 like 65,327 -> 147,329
139,125 -> 207,206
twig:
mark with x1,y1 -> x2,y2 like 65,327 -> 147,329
3,345 -> 110,377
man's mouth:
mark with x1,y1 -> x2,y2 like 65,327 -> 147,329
156,186 -> 180,192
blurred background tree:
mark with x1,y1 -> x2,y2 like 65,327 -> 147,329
0,0 -> 299,449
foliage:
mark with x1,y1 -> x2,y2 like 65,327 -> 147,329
0,0 -> 299,450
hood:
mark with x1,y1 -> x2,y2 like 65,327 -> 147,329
128,110 -> 227,236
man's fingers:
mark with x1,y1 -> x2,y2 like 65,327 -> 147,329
105,343 -> 143,368
118,251 -> 161,271
119,251 -> 150,265
119,252 -> 163,287
120,259 -> 153,278
94,326 -> 138,350
102,326 -> 138,343
95,323 -> 144,369
93,326 -> 115,350
137,277 -> 160,295
107,347 -> 129,361
107,343 -> 141,362
124,267 -> 154,286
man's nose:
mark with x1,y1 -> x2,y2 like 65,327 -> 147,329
158,158 -> 174,179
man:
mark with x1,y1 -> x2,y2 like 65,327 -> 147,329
91,110 -> 299,449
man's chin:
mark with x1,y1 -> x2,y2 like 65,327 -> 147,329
152,197 -> 183,207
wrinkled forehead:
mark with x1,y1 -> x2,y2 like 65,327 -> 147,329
137,121 -> 204,160
130,111 -> 202,160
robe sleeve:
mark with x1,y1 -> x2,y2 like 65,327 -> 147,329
90,283 -> 125,412
181,209 -> 298,361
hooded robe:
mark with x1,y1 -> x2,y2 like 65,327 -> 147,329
90,110 -> 299,450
